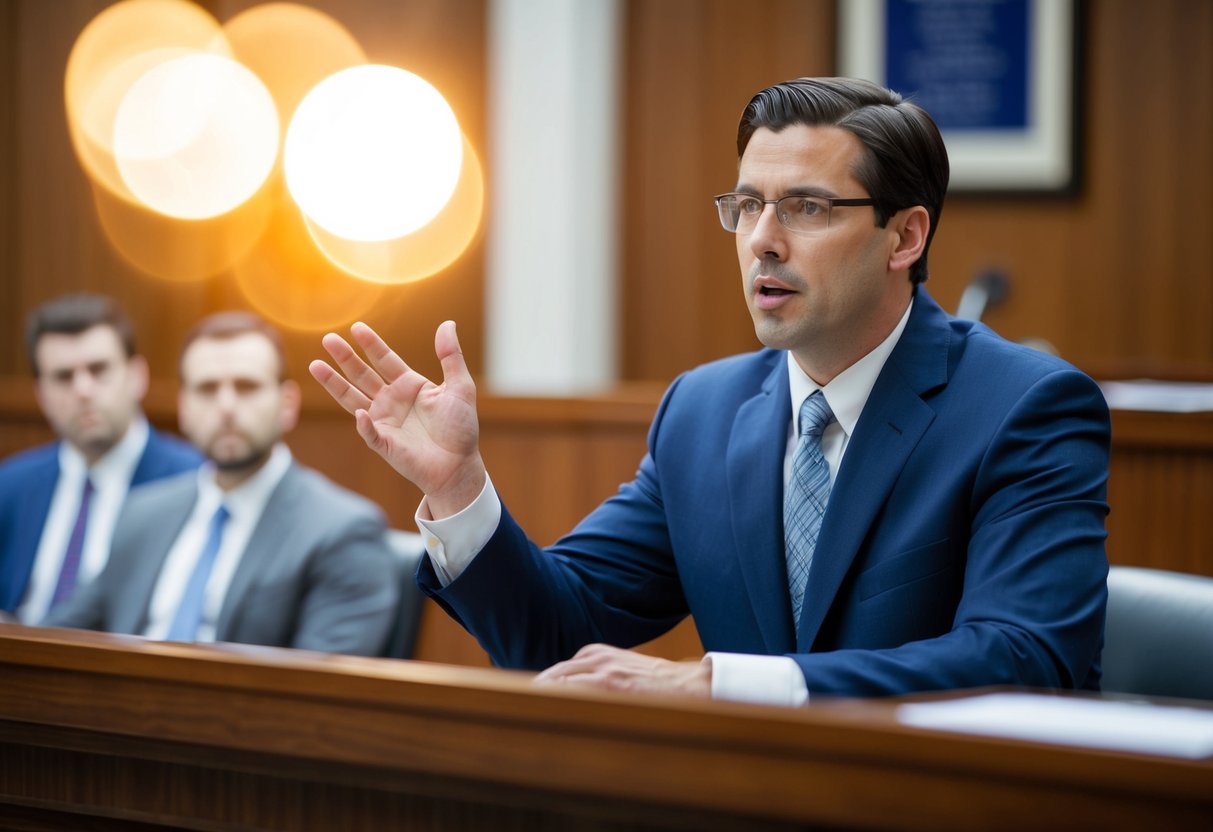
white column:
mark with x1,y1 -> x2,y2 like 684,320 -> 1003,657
485,0 -> 620,394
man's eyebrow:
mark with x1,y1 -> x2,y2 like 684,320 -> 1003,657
731,183 -> 839,198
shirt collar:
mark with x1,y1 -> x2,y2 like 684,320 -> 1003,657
787,298 -> 914,438
58,417 -> 150,489
196,442 -> 293,521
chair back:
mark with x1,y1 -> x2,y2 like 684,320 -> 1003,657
1102,566 -> 1213,700
382,530 -> 427,659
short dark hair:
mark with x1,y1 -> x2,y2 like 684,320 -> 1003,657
25,293 -> 137,376
179,311 -> 288,382
737,77 -> 949,285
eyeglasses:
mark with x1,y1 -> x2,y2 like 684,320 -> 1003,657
713,193 -> 875,235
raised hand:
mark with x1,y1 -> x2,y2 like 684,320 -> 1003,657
309,320 -> 486,518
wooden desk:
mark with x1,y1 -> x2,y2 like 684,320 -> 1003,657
1,626 -> 1209,831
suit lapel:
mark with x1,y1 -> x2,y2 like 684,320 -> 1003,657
215,464 -> 298,639
797,291 -> 952,649
120,481 -> 196,634
4,453 -> 59,610
727,357 -> 797,654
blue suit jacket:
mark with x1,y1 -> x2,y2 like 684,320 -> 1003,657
0,427 -> 201,613
420,289 -> 1111,696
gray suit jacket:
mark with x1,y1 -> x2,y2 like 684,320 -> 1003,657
47,461 -> 399,656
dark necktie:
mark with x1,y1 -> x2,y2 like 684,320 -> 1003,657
166,504 -> 230,641
49,476 -> 94,610
784,392 -> 835,640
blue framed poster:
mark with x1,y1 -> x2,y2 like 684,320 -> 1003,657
838,0 -> 1080,194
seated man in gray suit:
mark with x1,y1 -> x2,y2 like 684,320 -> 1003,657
47,311 -> 399,656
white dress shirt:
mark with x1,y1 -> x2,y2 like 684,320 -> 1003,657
417,300 -> 913,706
19,418 -> 150,623
143,443 -> 291,642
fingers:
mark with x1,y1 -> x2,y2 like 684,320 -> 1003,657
434,321 -> 476,399
308,358 -> 372,415
318,330 -> 394,405
350,321 -> 410,382
534,644 -> 625,685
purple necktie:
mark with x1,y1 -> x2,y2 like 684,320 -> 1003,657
50,476 -> 95,610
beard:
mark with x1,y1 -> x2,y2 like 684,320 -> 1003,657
204,430 -> 274,473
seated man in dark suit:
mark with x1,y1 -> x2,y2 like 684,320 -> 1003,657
47,312 -> 399,656
0,294 -> 200,623
311,77 -> 1111,703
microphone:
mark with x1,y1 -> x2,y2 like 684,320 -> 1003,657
955,269 -> 1010,322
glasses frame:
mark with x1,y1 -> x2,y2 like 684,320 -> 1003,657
713,193 -> 876,235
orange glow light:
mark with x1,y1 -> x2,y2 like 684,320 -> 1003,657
112,52 -> 279,219
306,135 -> 485,285
284,65 -> 463,241
65,0 -> 229,203
222,2 -> 366,130
233,195 -> 385,332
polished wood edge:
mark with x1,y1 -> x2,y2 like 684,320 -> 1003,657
3,627 -> 1210,777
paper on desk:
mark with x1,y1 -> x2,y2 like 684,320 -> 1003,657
1098,379 -> 1213,412
896,693 -> 1213,759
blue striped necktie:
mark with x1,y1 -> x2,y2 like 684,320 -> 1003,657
166,504 -> 230,641
784,391 -> 835,640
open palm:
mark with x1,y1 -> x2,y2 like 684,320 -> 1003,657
310,320 -> 486,517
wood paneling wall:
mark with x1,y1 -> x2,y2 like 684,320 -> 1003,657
621,0 -> 1213,382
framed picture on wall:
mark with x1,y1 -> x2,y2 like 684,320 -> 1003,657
837,0 -> 1082,195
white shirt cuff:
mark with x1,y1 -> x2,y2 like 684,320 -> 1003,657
415,473 -> 503,586
704,652 -> 809,707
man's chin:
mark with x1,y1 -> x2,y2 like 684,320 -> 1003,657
210,448 -> 271,474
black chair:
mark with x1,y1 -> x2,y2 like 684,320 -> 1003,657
381,530 -> 428,659
1102,566 -> 1213,701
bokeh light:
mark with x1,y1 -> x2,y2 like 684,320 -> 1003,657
233,195 -> 385,331
113,53 -> 279,219
222,3 -> 366,130
284,65 -> 463,241
65,0 -> 229,203
92,170 -> 276,282
306,135 -> 485,284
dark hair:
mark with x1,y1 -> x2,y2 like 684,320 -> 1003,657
25,293 -> 137,376
179,311 -> 288,381
737,77 -> 949,284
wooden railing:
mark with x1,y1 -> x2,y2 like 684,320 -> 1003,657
1,625 -> 1210,831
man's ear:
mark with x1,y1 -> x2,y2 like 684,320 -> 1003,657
127,355 -> 150,401
278,379 -> 302,434
888,206 -> 930,274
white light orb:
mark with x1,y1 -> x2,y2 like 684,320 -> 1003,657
284,64 -> 463,241
112,52 -> 279,219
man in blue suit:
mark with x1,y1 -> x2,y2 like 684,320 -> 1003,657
311,77 -> 1110,704
0,294 -> 200,622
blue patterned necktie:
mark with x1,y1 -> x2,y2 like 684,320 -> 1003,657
166,504 -> 230,641
49,476 -> 94,610
784,391 -> 835,640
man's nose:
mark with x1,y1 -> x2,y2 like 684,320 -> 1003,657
215,385 -> 239,413
70,369 -> 97,398
747,203 -> 788,261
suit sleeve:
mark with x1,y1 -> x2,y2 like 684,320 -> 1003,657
41,568 -> 107,631
290,509 -> 400,656
419,379 -> 689,670
791,368 -> 1111,695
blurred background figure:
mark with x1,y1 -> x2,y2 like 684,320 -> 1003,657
46,311 -> 400,656
0,293 -> 200,623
